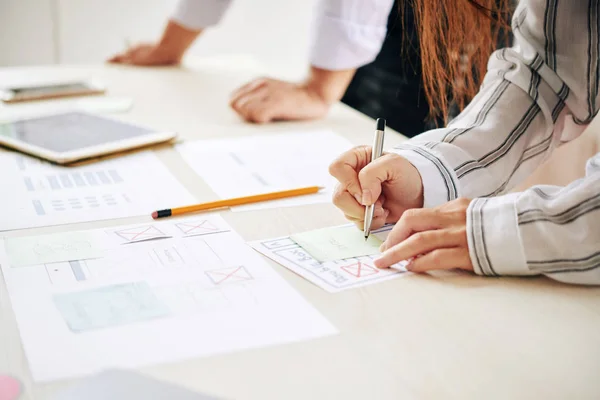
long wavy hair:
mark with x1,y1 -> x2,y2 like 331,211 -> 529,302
404,0 -> 512,124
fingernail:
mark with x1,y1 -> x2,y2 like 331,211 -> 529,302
405,259 -> 414,271
353,193 -> 362,204
361,189 -> 372,205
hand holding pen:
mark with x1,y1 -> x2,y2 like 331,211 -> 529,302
329,119 -> 425,235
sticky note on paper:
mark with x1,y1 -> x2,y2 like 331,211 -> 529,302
4,231 -> 103,267
53,282 -> 170,332
291,225 -> 383,262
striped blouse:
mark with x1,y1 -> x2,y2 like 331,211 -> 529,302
393,0 -> 600,284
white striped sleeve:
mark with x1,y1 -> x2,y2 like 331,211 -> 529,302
391,0 -> 599,208
171,0 -> 232,30
309,0 -> 395,70
468,153 -> 600,284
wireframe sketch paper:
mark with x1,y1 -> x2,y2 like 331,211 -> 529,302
176,131 -> 353,211
0,215 -> 336,382
250,224 -> 408,293
0,151 -> 195,231
290,225 -> 383,262
4,231 -> 104,267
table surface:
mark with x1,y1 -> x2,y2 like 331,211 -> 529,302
1,56 -> 599,400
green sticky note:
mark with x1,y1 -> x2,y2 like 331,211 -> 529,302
4,231 -> 103,267
53,282 -> 170,332
291,225 -> 383,262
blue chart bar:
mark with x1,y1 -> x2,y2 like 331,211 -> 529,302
60,174 -> 73,188
96,171 -> 111,184
16,157 -> 26,171
47,175 -> 60,190
69,261 -> 86,281
84,172 -> 98,186
71,173 -> 86,187
108,169 -> 123,183
32,200 -> 45,215
24,178 -> 34,191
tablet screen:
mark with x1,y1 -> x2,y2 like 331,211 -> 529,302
0,112 -> 157,153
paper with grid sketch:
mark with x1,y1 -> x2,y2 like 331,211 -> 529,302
176,130 -> 353,211
250,224 -> 409,293
0,151 -> 195,231
0,215 -> 336,382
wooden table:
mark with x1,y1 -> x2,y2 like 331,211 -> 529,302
1,56 -> 599,400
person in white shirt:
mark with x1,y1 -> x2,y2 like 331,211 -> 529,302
108,0 -> 506,135
329,0 -> 600,285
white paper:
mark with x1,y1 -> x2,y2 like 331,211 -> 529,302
250,225 -> 409,293
0,151 -> 195,231
0,215 -> 337,382
176,131 -> 353,211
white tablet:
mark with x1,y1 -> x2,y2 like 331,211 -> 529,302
0,112 -> 176,164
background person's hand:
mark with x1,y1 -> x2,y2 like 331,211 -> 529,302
108,20 -> 200,67
108,43 -> 180,66
328,147 -> 424,231
229,78 -> 330,123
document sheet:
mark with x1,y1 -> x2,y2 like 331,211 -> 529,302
176,131 -> 353,211
250,225 -> 408,293
0,215 -> 336,382
0,151 -> 195,231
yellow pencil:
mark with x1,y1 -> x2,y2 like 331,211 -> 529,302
151,186 -> 323,219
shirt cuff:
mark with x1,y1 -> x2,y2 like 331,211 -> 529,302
309,14 -> 387,70
172,0 -> 231,30
467,194 -> 533,277
391,144 -> 459,208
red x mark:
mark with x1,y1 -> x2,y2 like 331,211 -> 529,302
341,261 -> 379,278
206,266 -> 253,285
177,220 -> 219,235
116,225 -> 166,242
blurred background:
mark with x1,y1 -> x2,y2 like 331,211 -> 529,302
0,0 -> 316,77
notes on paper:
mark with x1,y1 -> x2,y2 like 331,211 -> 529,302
53,282 -> 171,332
4,231 -> 103,267
0,151 -> 195,231
250,224 -> 408,293
290,225 -> 383,262
0,215 -> 336,382
176,130 -> 353,211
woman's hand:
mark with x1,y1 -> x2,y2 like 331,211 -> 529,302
328,147 -> 424,230
374,198 -> 474,273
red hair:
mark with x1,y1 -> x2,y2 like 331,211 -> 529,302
404,0 -> 512,123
